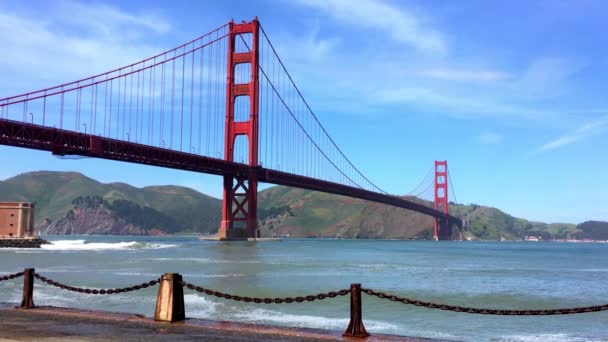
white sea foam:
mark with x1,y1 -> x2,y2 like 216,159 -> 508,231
31,285 -> 141,305
41,240 -> 176,251
184,273 -> 245,279
498,333 -> 603,342
144,257 -> 260,264
113,272 -> 160,277
184,294 -> 222,317
110,271 -> 243,278
186,301 -> 398,333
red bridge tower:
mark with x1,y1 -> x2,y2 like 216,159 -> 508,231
434,160 -> 451,240
218,19 -> 260,240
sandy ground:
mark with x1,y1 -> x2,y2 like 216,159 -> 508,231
0,306 -> 444,342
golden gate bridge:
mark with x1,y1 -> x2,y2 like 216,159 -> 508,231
0,18 -> 461,240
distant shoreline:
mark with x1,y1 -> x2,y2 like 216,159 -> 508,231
36,234 -> 608,243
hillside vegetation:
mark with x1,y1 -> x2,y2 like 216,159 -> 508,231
0,171 -> 221,235
258,186 -> 583,240
0,171 -> 602,240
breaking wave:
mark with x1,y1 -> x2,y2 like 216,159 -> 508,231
41,240 -> 176,251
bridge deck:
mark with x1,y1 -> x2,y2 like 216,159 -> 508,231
0,118 -> 461,225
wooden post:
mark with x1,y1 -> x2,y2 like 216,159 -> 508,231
154,273 -> 185,322
343,283 -> 369,338
19,268 -> 35,309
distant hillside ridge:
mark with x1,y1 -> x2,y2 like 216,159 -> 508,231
1,171 -> 604,240
575,221 -> 608,240
0,171 -> 221,235
257,186 -> 586,240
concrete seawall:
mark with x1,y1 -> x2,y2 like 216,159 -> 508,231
0,306 -> 448,341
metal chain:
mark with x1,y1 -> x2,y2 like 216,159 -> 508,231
362,288 -> 608,315
180,280 -> 350,304
34,273 -> 159,295
0,271 -> 24,282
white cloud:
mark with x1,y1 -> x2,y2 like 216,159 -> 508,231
520,57 -> 586,86
373,85 -> 552,119
422,68 -> 512,82
274,23 -> 341,64
511,57 -> 587,99
292,0 -> 446,52
0,1 -> 172,95
55,1 -> 171,36
538,115 -> 608,152
478,132 -> 503,144
264,13 -> 596,122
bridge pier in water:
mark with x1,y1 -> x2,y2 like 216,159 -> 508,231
435,218 -> 457,240
218,19 -> 261,240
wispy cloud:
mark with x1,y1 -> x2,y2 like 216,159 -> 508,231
292,0 -> 446,52
56,0 -> 171,36
372,85 -> 552,119
422,68 -> 512,82
538,115 -> 608,152
275,23 -> 341,64
511,57 -> 587,99
478,132 -> 503,144
266,8 -> 595,122
0,1 -> 171,95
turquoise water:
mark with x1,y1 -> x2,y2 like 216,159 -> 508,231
1,236 -> 607,341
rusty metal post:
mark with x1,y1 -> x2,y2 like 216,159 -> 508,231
343,283 -> 369,338
19,268 -> 35,309
154,273 -> 185,322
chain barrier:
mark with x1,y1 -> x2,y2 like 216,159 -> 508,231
7,269 -> 606,319
0,271 -> 24,282
34,273 -> 160,295
180,280 -> 350,304
362,288 -> 608,315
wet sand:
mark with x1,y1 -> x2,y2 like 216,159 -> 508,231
0,306 -> 445,341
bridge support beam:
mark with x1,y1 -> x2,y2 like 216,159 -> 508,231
218,19 -> 260,240
435,218 -> 453,240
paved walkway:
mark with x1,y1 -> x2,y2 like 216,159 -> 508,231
0,307 -> 445,341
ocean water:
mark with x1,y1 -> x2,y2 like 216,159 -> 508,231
0,236 -> 607,341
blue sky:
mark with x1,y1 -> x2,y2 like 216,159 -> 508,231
0,0 -> 607,223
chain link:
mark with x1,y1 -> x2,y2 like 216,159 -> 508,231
34,273 -> 159,295
0,271 -> 24,282
180,280 -> 350,304
362,288 -> 608,315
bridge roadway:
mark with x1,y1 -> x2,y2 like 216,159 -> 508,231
0,118 -> 462,227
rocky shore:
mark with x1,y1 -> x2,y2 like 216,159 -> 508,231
0,238 -> 50,248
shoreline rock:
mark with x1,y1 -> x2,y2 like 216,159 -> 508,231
0,238 -> 51,248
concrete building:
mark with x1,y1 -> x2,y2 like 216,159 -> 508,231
0,202 -> 34,238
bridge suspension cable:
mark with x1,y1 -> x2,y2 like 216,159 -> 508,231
405,165 -> 433,196
0,24 -> 230,159
447,164 -> 458,205
255,24 -> 388,195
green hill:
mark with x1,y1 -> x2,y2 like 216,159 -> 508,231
574,221 -> 608,240
0,171 -> 221,235
0,171 -> 596,240
450,203 -> 578,240
257,187 -> 437,239
256,186 -> 581,240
